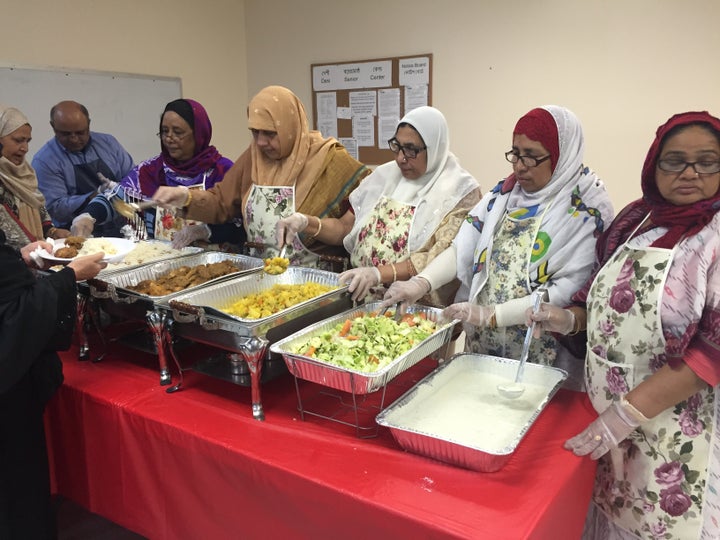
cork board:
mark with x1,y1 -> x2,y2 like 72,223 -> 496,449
311,54 -> 432,165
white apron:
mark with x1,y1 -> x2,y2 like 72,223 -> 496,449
585,224 -> 719,539
244,184 -> 321,267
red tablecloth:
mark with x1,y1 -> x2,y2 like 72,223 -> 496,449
45,345 -> 597,540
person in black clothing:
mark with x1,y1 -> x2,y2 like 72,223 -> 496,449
0,227 -> 105,539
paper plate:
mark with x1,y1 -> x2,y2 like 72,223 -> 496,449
37,237 -> 137,264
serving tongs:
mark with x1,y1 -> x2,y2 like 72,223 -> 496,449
111,196 -> 159,219
378,301 -> 403,322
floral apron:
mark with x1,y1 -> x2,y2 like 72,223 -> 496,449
154,178 -> 207,242
466,213 -> 556,364
585,225 -> 718,539
245,184 -> 320,267
350,196 -> 414,299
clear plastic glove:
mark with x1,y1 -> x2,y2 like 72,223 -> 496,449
564,398 -> 649,460
96,172 -> 118,193
67,252 -> 107,281
527,302 -> 575,337
338,267 -> 381,302
71,213 -> 96,237
443,303 -> 495,326
275,213 -> 308,247
153,186 -> 191,209
172,224 -> 211,249
382,276 -> 431,308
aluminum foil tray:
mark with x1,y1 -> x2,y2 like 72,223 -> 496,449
90,251 -> 264,302
376,353 -> 567,472
99,239 -> 203,276
270,302 -> 457,395
158,266 -> 349,338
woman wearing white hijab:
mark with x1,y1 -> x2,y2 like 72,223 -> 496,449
277,106 -> 482,304
0,105 -> 69,250
385,106 -> 614,378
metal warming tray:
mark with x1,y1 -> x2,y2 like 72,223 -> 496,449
157,266 -> 349,340
99,239 -> 203,276
88,251 -> 264,303
376,353 -> 567,472
270,302 -> 457,395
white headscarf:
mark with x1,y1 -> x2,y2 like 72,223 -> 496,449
344,106 -> 479,253
454,105 -> 615,305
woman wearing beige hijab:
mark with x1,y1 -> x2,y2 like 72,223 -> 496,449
0,105 -> 69,250
153,86 -> 370,267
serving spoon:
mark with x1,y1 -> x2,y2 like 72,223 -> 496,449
497,289 -> 544,399
263,245 -> 289,274
111,197 -> 159,220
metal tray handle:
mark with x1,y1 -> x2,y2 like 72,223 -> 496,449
168,300 -> 219,329
87,278 -> 138,304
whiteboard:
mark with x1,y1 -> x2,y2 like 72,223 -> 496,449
0,66 -> 182,164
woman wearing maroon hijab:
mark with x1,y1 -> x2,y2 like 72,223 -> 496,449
75,99 -> 244,249
531,111 -> 720,539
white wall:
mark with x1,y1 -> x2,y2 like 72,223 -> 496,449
3,0 -> 719,211
1,0 -> 249,162
245,0 -> 720,209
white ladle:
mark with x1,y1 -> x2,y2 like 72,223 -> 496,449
497,290 -> 544,399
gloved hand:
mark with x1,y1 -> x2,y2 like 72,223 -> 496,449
338,267 -> 381,301
382,276 -> 431,308
443,303 -> 495,326
153,186 -> 191,209
276,213 -> 308,247
172,224 -> 211,249
527,303 -> 576,337
96,172 -> 118,193
564,398 -> 649,459
71,213 -> 96,237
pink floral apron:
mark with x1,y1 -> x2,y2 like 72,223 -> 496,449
154,182 -> 207,242
585,224 -> 718,539
350,196 -> 414,298
245,184 -> 321,267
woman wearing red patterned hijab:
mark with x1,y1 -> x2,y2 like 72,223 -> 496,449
532,111 -> 720,539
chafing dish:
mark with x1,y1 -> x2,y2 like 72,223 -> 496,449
81,251 -> 264,380
270,302 -> 456,395
376,353 -> 567,472
155,266 -> 351,420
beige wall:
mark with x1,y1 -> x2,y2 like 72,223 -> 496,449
1,0 -> 249,160
245,0 -> 720,210
3,0 -> 719,210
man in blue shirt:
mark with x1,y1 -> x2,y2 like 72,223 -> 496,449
32,101 -> 133,237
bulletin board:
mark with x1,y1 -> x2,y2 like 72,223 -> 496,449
311,54 -> 432,165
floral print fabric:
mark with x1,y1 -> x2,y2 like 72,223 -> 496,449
585,241 -> 716,539
245,184 -> 321,267
466,215 -> 557,364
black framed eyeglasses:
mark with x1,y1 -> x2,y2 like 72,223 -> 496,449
388,137 -> 427,159
505,151 -> 551,168
657,158 -> 720,175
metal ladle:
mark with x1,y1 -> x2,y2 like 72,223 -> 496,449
111,197 -> 159,220
497,290 -> 544,399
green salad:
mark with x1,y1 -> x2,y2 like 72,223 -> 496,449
290,312 -> 438,372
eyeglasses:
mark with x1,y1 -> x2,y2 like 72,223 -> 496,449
388,138 -> 427,159
657,158 -> 720,175
505,151 -> 551,168
157,130 -> 191,142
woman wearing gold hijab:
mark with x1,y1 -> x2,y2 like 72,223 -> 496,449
0,105 -> 70,250
153,86 -> 370,267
